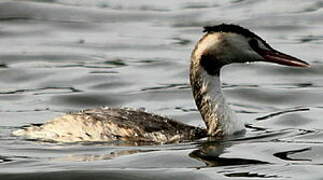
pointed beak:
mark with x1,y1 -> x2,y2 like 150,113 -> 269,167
260,49 -> 310,68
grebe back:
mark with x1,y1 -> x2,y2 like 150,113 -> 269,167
13,24 -> 310,143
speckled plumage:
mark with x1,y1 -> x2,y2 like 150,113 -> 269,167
190,53 -> 244,136
13,107 -> 207,143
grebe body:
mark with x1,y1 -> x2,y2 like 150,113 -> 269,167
13,24 -> 310,143
14,108 -> 206,143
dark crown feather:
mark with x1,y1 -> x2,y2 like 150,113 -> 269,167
203,24 -> 260,39
203,24 -> 273,49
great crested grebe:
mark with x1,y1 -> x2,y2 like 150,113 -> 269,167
12,24 -> 310,143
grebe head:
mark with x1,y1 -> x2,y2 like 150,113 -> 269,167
192,24 -> 310,75
190,24 -> 310,136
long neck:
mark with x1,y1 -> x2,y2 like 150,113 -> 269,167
190,59 -> 244,136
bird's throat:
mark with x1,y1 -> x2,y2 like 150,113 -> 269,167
190,61 -> 244,136
190,64 -> 227,135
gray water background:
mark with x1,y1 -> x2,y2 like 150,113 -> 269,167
1,0 -> 323,179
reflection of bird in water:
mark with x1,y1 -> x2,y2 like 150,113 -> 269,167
13,24 -> 310,143
52,149 -> 149,162
189,141 -> 267,167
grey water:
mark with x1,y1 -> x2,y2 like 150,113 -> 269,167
0,0 -> 323,179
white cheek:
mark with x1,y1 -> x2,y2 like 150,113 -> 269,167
193,33 -> 264,62
221,35 -> 256,61
229,35 -> 265,61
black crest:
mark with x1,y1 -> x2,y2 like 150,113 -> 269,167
203,24 -> 260,39
204,23 -> 273,50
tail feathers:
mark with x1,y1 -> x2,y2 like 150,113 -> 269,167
12,126 -> 56,141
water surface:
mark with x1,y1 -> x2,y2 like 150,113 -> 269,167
1,0 -> 323,179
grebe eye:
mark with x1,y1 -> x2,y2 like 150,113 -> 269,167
249,39 -> 263,53
248,39 -> 258,48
